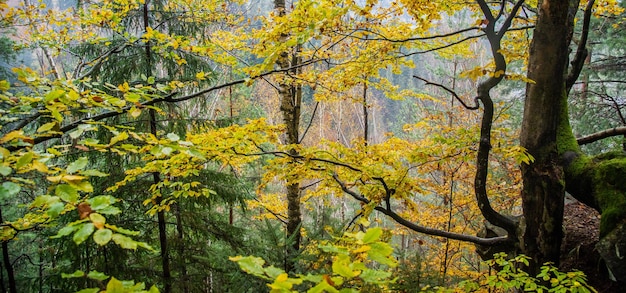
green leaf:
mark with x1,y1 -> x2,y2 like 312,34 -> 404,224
15,152 -> 33,169
76,289 -> 99,293
73,223 -> 95,245
264,265 -> 285,279
87,270 -> 109,281
112,233 -> 138,250
332,255 -> 357,278
0,165 -> 11,176
359,268 -> 392,284
319,244 -> 349,255
362,227 -> 382,244
71,180 -> 93,193
87,195 -> 116,210
89,213 -> 106,228
81,169 -> 109,177
47,202 -> 66,218
0,181 -> 21,199
109,132 -> 129,145
49,108 -> 63,122
106,277 -> 125,293
308,281 -> 339,293
368,242 -> 396,266
137,241 -> 155,252
230,256 -> 267,278
45,89 -> 65,102
69,128 -> 84,139
67,157 -> 89,174
51,225 -> 79,239
61,270 -> 85,278
55,184 -> 78,203
107,224 -> 139,236
98,205 -> 121,215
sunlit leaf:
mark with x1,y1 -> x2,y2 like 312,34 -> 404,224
93,229 -> 113,245
67,157 -> 89,174
73,223 -> 95,245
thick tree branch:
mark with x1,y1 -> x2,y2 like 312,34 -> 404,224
577,126 -> 626,145
473,0 -> 518,235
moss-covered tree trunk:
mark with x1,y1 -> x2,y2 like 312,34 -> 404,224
521,0 -> 626,280
519,0 -> 570,275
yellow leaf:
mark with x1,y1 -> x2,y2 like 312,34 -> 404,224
37,122 -> 58,133
0,130 -> 24,144
129,107 -> 142,118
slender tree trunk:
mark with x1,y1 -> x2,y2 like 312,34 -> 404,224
274,0 -> 302,274
0,208 -> 15,293
520,0 -> 570,274
151,110 -> 172,293
143,1 -> 171,291
175,204 -> 188,293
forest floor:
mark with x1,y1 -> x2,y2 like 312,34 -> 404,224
560,200 -> 621,292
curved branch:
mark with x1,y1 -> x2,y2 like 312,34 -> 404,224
498,0 -> 527,39
566,0 -> 595,92
331,174 -> 511,246
577,126 -> 626,145
413,75 -> 479,110
473,0 -> 518,235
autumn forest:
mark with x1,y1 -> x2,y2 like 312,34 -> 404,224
1,0 -> 626,292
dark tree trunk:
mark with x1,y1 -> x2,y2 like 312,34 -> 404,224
0,209 -> 15,293
175,204 -> 188,293
520,0 -> 571,274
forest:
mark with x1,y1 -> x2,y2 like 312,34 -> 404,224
1,0 -> 626,292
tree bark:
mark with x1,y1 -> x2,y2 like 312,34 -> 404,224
520,0 -> 571,274
0,208 -> 15,293
143,1 -> 171,291
274,0 -> 302,274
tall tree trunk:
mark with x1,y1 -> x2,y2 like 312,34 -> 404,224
0,209 -> 15,293
143,1 -> 171,291
520,0 -> 570,274
175,204 -> 188,293
150,108 -> 171,293
274,0 -> 302,274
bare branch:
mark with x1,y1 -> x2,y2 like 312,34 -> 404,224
566,0 -> 595,92
298,101 -> 319,144
577,126 -> 626,145
331,173 -> 511,246
413,75 -> 479,110
498,0 -> 527,39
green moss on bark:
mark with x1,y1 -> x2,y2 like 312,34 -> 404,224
557,89 -> 626,236
593,155 -> 626,236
